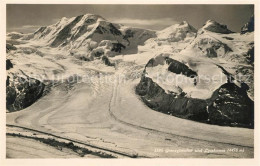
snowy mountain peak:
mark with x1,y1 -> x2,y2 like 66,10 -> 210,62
81,13 -> 106,23
205,19 -> 216,24
178,21 -> 189,27
179,21 -> 197,32
180,20 -> 188,24
156,21 -> 197,42
53,14 -> 105,27
166,21 -> 197,32
199,20 -> 233,34
21,13 -> 156,60
6,12 -> 255,131
60,17 -> 68,21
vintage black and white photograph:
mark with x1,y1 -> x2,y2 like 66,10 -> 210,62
3,2 -> 257,161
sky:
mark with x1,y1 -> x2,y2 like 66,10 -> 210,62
6,4 -> 254,33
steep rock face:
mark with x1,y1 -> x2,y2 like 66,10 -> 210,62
136,76 -> 208,122
6,59 -> 13,70
208,83 -> 254,128
136,56 -> 254,128
146,56 -> 197,78
241,15 -> 254,34
166,58 -> 197,78
51,15 -> 85,47
6,75 -> 45,112
247,46 -> 254,64
235,64 -> 254,100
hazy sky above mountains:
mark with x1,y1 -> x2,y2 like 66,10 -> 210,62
7,4 -> 254,33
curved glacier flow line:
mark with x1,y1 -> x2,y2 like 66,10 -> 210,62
107,79 -> 253,149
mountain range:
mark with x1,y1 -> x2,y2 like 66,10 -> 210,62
6,13 -> 254,128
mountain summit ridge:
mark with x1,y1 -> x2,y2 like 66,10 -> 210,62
198,19 -> 234,34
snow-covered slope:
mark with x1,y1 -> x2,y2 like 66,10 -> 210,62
185,24 -> 253,63
180,20 -> 254,99
136,18 -> 254,128
25,14 -> 156,59
142,21 -> 197,53
137,53 -> 254,128
143,54 -> 225,99
6,13 -> 255,158
198,20 -> 233,34
6,13 -> 254,128
157,21 -> 197,42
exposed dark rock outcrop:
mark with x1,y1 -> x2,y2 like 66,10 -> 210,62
94,23 -> 122,36
34,26 -> 47,35
136,76 -> 208,121
93,50 -> 104,57
247,45 -> 254,64
6,43 -> 17,53
111,43 -> 126,53
6,59 -> 13,70
235,65 -> 254,100
136,57 -> 254,128
79,56 -> 91,61
222,36 -> 234,40
95,25 -> 109,34
145,55 -> 197,78
207,83 -> 254,128
102,56 -> 115,66
51,15 -> 84,47
123,29 -> 134,40
6,76 -> 45,112
166,58 -> 197,78
241,15 -> 254,34
108,23 -> 122,36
